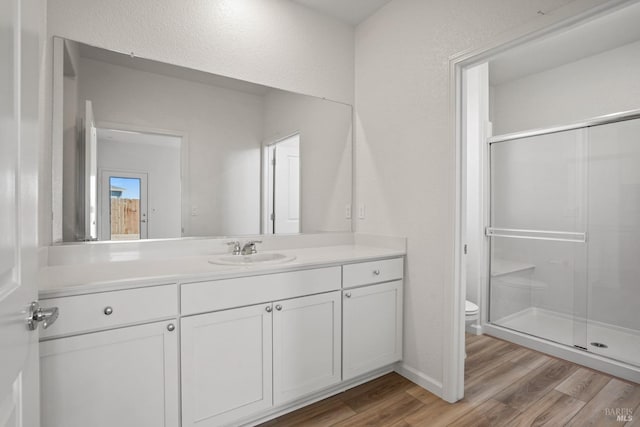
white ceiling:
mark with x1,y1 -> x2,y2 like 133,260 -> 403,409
291,0 -> 391,25
490,1 -> 640,85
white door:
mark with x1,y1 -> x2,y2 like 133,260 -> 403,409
40,321 -> 179,427
272,291 -> 341,405
99,170 -> 148,240
0,0 -> 43,425
273,135 -> 300,234
343,281 -> 403,380
84,100 -> 98,240
181,303 -> 273,427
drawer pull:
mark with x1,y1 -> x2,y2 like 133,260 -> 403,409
265,306 -> 272,313
104,306 -> 113,316
373,269 -> 381,275
345,292 -> 352,298
275,304 -> 282,311
167,323 -> 176,332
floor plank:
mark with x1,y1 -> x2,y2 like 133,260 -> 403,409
332,392 -> 423,427
268,395 -> 356,426
556,367 -> 612,402
340,373 -> 414,413
494,358 -> 579,412
446,399 -> 520,427
566,378 -> 640,426
259,334 -> 639,427
508,389 -> 585,426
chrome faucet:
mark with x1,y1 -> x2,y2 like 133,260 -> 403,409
241,240 -> 262,255
227,241 -> 241,255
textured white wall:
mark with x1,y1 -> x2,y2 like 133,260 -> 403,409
492,39 -> 640,134
46,0 -> 354,104
78,57 -> 264,237
354,0 -> 592,393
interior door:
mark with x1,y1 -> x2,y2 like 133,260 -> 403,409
273,134 -> 300,234
84,100 -> 98,240
0,0 -> 43,425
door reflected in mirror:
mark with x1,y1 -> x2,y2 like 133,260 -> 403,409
264,134 -> 300,235
53,38 -> 352,243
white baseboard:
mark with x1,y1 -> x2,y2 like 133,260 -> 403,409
394,362 -> 443,398
466,323 -> 483,335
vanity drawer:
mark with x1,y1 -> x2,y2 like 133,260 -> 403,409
39,284 -> 177,339
342,258 -> 404,288
181,267 -> 341,315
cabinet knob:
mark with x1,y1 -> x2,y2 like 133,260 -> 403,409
167,323 -> 175,332
345,292 -> 352,298
265,306 -> 272,313
104,306 -> 113,315
373,269 -> 381,275
275,304 -> 282,311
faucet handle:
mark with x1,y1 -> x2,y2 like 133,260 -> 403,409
226,241 -> 241,255
242,240 -> 262,255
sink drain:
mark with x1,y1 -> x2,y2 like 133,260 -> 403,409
590,342 -> 608,348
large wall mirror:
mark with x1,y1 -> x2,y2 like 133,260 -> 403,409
52,38 -> 353,243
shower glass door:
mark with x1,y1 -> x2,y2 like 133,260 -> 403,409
488,128 -> 588,350
489,116 -> 640,367
587,118 -> 640,366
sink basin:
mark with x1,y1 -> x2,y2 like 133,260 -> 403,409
209,253 -> 296,266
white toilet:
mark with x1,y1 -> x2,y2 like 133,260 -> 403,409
465,300 -> 479,324
465,300 -> 479,358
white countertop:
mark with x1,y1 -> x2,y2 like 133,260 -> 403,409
39,244 -> 405,298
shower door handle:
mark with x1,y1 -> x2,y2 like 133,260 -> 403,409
485,227 -> 586,243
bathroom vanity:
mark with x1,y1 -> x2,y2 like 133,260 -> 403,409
37,240 -> 404,427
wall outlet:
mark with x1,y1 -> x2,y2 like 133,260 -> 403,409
358,203 -> 365,219
345,204 -> 352,219
191,207 -> 198,216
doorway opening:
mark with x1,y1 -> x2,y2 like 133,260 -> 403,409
100,170 -> 148,240
454,0 -> 640,401
263,133 -> 301,234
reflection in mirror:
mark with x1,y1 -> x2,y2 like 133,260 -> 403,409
53,38 -> 353,243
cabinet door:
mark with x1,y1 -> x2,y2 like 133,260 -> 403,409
273,291 -> 341,405
343,281 -> 403,380
181,303 -> 273,427
40,320 -> 179,427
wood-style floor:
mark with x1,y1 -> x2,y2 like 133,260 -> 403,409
261,334 -> 640,426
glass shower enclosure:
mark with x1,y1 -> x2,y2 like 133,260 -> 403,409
488,114 -> 640,368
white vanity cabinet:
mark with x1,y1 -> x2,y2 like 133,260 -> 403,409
181,291 -> 342,427
39,284 -> 179,427
180,267 -> 342,427
180,303 -> 274,427
272,291 -> 342,405
39,254 -> 405,427
342,258 -> 404,381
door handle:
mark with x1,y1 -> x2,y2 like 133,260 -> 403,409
27,301 -> 59,331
